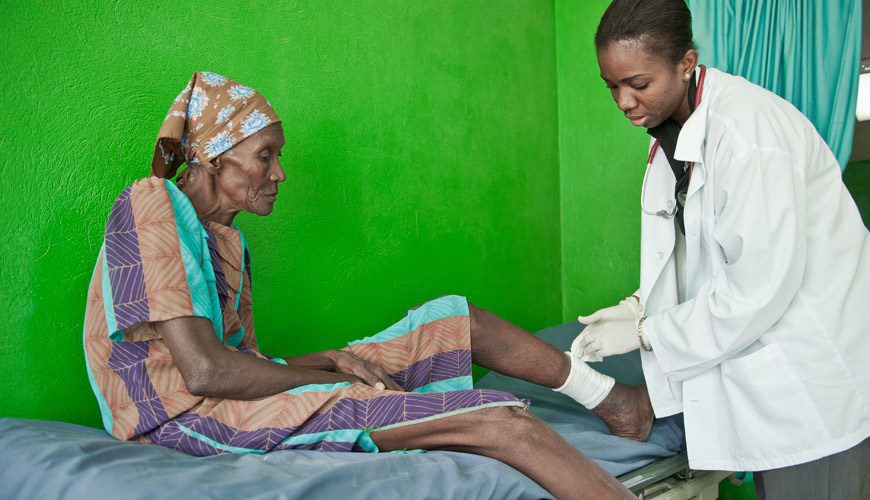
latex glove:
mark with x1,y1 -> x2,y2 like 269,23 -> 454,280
576,296 -> 641,325
572,318 -> 640,359
571,296 -> 642,361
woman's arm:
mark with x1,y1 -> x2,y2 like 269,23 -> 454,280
283,351 -> 404,392
282,351 -> 341,370
157,316 -> 362,399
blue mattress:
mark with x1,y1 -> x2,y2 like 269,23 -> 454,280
0,323 -> 684,499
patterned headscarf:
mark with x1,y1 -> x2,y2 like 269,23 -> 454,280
151,71 -> 281,179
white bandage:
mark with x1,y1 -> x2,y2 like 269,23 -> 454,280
553,352 -> 615,409
578,352 -> 603,363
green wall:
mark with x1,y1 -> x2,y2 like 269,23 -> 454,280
2,0 -> 867,439
0,1 -> 562,427
555,0 -> 650,320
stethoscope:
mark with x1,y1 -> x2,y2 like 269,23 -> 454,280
640,65 -> 707,219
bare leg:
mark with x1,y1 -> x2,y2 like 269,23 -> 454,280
371,405 -> 634,499
468,302 -> 569,388
595,382 -> 654,442
468,303 -> 653,441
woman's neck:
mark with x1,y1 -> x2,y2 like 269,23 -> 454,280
201,209 -> 238,227
672,92 -> 693,126
179,176 -> 238,226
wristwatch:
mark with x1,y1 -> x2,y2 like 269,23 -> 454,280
637,316 -> 653,352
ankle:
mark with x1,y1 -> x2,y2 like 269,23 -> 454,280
550,351 -> 572,389
593,383 -> 654,442
592,382 -> 633,416
553,353 -> 615,409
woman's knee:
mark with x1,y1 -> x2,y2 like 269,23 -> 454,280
469,405 -> 544,448
467,302 -> 491,341
467,301 -> 480,331
371,403 -> 537,453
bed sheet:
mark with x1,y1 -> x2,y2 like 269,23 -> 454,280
0,322 -> 683,499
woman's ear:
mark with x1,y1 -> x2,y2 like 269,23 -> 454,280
679,49 -> 699,81
202,157 -> 222,176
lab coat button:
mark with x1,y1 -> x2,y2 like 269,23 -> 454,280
655,251 -> 664,260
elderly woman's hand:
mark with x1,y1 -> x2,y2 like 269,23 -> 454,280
328,351 -> 404,392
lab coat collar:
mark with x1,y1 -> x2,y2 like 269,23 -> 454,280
673,68 -> 714,165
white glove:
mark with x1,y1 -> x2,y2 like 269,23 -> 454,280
576,296 -> 641,324
571,296 -> 643,360
572,318 -> 640,359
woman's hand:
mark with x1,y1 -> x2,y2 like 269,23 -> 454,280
571,296 -> 643,359
576,296 -> 641,324
572,319 -> 641,359
156,317 -> 392,400
327,351 -> 404,392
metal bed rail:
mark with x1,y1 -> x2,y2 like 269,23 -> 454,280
618,451 -> 731,499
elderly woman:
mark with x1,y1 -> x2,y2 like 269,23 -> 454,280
83,72 -> 642,499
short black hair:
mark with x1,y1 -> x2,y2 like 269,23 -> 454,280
594,0 -> 697,64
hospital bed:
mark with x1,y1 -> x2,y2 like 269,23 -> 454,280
0,323 -> 731,499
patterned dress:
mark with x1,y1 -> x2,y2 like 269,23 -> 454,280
83,177 -> 527,456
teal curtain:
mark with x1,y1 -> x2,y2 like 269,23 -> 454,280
688,0 -> 862,170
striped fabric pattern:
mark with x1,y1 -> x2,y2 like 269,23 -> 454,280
83,178 -> 526,454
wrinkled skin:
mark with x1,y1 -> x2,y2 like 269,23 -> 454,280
594,382 -> 654,442
597,38 -> 698,128
179,122 -> 287,224
161,121 -> 634,498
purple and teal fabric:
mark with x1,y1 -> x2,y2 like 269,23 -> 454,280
83,178 -> 527,454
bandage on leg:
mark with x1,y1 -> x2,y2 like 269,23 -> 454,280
552,352 -> 615,409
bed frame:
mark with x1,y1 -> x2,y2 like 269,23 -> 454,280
618,452 -> 731,499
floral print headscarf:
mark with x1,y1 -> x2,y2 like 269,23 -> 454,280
151,71 -> 281,179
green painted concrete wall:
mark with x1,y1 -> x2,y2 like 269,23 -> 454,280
2,0 -> 866,439
0,1 -> 562,427
555,0 -> 650,321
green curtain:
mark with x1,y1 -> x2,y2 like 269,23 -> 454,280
688,0 -> 862,170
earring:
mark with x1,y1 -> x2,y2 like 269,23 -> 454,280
684,74 -> 691,81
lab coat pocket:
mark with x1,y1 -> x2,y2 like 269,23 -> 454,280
720,343 -> 829,459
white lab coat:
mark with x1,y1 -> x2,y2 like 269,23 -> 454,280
637,68 -> 870,471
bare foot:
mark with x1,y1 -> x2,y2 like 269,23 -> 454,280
593,382 -> 654,441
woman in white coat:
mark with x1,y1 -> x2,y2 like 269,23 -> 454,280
571,0 -> 870,497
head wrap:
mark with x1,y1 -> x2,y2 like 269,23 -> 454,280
151,71 -> 281,179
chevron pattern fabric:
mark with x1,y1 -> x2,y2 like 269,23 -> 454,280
83,179 -> 526,455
